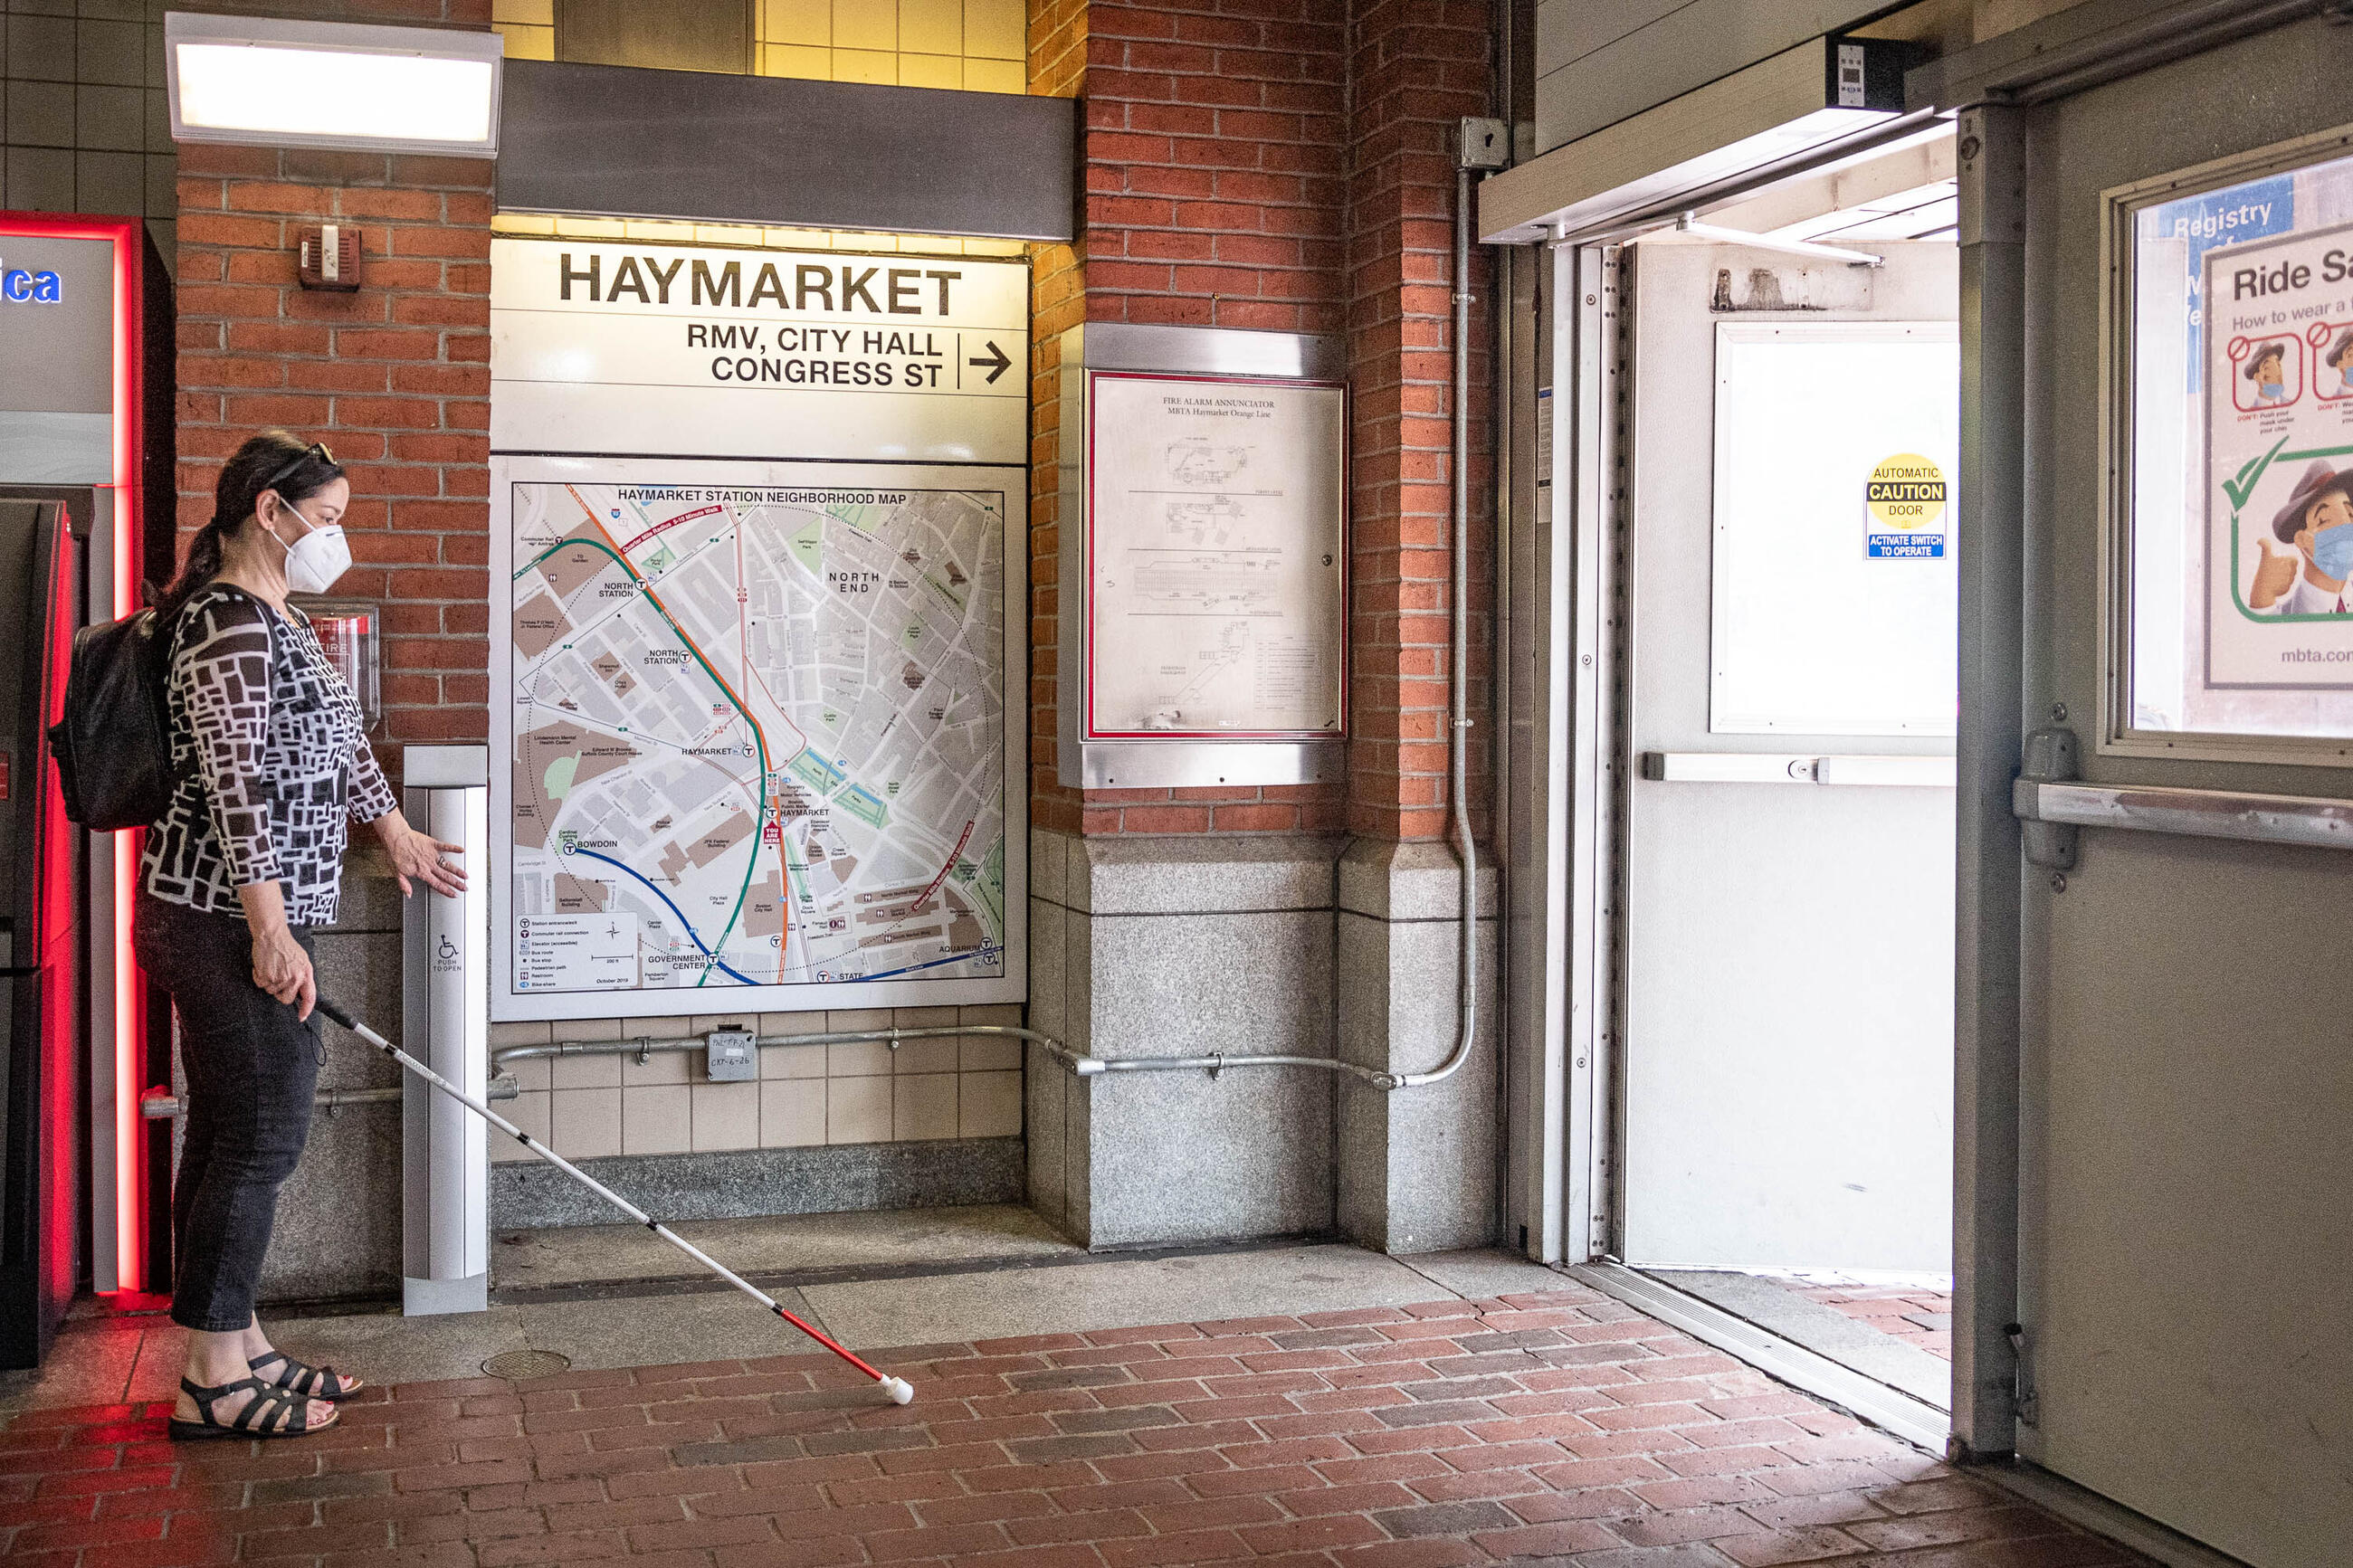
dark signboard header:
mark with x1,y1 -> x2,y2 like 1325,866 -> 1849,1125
495,60 -> 1076,243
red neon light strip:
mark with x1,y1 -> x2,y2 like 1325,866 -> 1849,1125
1,211 -> 146,1292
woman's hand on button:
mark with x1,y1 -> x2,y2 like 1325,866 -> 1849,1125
388,824 -> 468,899
252,926 -> 316,1021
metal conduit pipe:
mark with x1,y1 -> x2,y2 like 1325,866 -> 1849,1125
139,1079 -> 522,1119
491,1025 -> 1415,1091
1390,158 -> 1481,1093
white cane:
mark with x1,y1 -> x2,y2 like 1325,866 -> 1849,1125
313,995 -> 913,1404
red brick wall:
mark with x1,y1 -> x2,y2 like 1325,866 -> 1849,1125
1344,0 -> 1494,843
172,1 -> 492,765
1028,0 -> 1089,835
1027,0 -> 1492,841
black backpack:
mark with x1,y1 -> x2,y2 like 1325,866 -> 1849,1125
48,606 -> 179,832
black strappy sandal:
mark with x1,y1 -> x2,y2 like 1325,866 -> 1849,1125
249,1349 -> 365,1402
167,1374 -> 335,1440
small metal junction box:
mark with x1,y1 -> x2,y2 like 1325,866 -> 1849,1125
705,1026 -> 757,1081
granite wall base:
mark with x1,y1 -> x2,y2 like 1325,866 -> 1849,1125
1027,830 -> 1347,1248
1027,828 -> 1500,1255
489,1136 -> 1026,1230
1335,839 -> 1501,1255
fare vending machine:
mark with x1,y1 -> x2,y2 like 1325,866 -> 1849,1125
0,212 -> 173,1366
0,500 -> 83,1366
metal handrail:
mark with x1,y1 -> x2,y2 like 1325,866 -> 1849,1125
2012,777 -> 2353,852
138,1078 -> 522,1119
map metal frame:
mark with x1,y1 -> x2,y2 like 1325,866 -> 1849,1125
489,453 -> 1026,1021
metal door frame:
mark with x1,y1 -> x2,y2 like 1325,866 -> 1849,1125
1498,231 -> 1632,1271
1528,181 -> 1968,1454
1537,160 -> 1967,1275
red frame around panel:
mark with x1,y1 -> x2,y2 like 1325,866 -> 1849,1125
1083,369 -> 1350,743
0,210 -> 147,1292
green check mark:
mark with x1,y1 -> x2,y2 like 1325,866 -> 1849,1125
2222,434 -> 2291,513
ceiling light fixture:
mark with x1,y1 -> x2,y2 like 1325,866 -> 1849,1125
1670,214 -> 1884,268
166,12 -> 503,157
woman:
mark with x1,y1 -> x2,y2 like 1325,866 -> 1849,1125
139,432 -> 466,1440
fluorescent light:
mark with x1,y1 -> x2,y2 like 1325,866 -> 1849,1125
167,13 -> 503,157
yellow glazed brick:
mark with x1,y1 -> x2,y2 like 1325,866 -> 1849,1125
897,52 -> 961,90
964,237 -> 1025,256
761,43 -> 832,79
962,56 -> 1024,95
958,1069 -> 1021,1137
491,212 -> 557,234
896,233 -> 964,254
836,231 -> 900,252
761,1080 -> 826,1145
554,216 -> 627,239
827,1076 -> 891,1143
695,223 -> 767,246
550,1088 -> 620,1158
832,0 -> 897,52
492,1092 -> 549,1162
491,0 -> 552,24
764,227 -> 839,249
963,0 -> 1023,59
492,22 -> 553,60
764,0 -> 831,45
892,1073 -> 957,1140
624,219 -> 698,242
832,48 -> 898,84
899,0 -> 960,56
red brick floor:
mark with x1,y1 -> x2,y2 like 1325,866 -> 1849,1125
1788,1288 -> 1955,1363
0,1284 -> 2141,1567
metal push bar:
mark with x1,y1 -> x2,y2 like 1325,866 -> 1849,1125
310,994 -> 914,1405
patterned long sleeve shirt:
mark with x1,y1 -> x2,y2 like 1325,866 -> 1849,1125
140,584 -> 396,926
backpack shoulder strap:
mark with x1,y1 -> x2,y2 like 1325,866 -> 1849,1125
173,583 -> 281,664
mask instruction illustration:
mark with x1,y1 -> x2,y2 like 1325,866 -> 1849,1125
2205,214 -> 2353,686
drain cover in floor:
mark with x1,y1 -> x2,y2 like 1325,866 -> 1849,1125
482,1349 -> 571,1380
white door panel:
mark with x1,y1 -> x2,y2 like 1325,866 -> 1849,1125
1625,781 -> 1954,1269
1622,237 -> 1958,1272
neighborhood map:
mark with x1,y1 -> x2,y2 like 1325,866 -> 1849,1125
501,473 -> 1008,1003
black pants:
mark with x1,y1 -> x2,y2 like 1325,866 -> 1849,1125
134,895 -> 319,1334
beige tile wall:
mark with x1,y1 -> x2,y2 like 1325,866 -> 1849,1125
491,1004 -> 1026,1161
491,0 -> 1027,94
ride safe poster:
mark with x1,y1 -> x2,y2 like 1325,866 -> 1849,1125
2206,217 -> 2353,688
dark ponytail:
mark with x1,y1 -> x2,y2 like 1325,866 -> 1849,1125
154,430 -> 346,626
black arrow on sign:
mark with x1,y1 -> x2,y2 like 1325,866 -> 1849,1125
967,339 -> 1011,385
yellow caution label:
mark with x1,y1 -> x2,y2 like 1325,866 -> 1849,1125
1865,453 -> 1948,527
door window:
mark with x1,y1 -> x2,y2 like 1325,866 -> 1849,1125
1710,321 -> 1959,735
2120,135 -> 2353,751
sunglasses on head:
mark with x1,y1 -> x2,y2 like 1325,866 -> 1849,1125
258,441 -> 337,499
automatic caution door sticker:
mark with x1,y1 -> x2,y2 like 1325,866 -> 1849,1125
1864,452 -> 1948,558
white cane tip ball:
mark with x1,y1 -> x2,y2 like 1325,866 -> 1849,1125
881,1377 -> 913,1405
